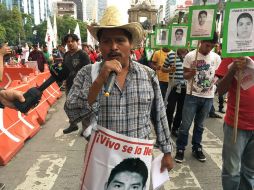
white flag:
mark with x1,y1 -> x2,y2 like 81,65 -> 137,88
87,28 -> 98,48
53,14 -> 58,48
45,17 -> 54,55
74,23 -> 82,49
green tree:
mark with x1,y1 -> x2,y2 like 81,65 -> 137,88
0,24 -> 6,43
23,13 -> 34,44
0,6 -> 24,45
57,15 -> 87,44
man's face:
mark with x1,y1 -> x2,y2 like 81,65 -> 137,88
175,31 -> 183,41
199,41 -> 215,56
237,17 -> 253,39
177,49 -> 188,59
198,13 -> 207,26
106,171 -> 144,190
99,28 -> 132,65
66,37 -> 78,52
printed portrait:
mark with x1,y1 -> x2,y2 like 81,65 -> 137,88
226,8 -> 254,54
170,25 -> 188,48
190,8 -> 215,39
155,28 -> 169,46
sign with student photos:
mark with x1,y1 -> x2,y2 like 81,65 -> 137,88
145,48 -> 154,61
80,126 -> 153,190
155,27 -> 170,47
145,35 -> 151,48
190,40 -> 199,49
169,24 -> 188,49
150,33 -> 158,49
222,1 -> 254,58
188,5 -> 217,40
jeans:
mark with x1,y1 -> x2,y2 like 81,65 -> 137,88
176,95 -> 213,151
209,104 -> 215,114
218,94 -> 224,111
166,86 -> 186,131
222,123 -> 254,190
159,81 -> 168,100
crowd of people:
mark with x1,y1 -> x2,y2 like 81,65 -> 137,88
1,5 -> 254,190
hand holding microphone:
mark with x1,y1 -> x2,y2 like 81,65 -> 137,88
100,60 -> 122,97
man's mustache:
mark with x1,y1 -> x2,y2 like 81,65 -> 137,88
107,52 -> 122,58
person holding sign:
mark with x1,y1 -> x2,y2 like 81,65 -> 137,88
174,32 -> 221,163
216,56 -> 254,190
64,5 -> 174,178
151,48 -> 170,99
104,158 -> 148,190
162,49 -> 188,137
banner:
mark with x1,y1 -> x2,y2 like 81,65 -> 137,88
45,17 -> 54,55
81,126 -> 154,190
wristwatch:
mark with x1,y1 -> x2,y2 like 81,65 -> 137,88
0,88 -> 5,109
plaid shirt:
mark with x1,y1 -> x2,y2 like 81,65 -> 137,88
64,60 -> 172,153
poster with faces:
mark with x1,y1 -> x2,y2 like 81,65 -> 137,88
188,5 -> 217,40
81,126 -> 153,190
222,2 -> 254,57
170,25 -> 188,49
155,28 -> 170,47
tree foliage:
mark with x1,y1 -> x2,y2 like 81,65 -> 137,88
0,4 -> 88,46
0,5 -> 25,45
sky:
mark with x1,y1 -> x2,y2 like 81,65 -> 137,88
107,0 -> 168,23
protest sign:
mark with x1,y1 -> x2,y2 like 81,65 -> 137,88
188,5 -> 217,40
155,27 -> 170,47
222,2 -> 254,58
169,24 -> 188,49
145,48 -> 154,61
80,126 -> 154,190
189,40 -> 199,49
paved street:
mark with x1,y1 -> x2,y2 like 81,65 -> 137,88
0,96 -> 225,190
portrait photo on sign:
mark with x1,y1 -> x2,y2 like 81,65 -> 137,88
104,158 -> 148,190
170,25 -> 188,48
145,35 -> 151,48
190,40 -> 199,49
189,5 -> 217,40
81,126 -> 153,190
225,5 -> 254,57
155,28 -> 169,46
150,33 -> 157,49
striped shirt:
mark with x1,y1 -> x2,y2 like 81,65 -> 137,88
163,50 -> 185,85
64,60 -> 173,153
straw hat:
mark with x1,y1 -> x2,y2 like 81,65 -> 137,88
87,6 -> 144,47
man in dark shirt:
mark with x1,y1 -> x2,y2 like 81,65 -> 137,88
28,44 -> 47,72
62,34 -> 91,134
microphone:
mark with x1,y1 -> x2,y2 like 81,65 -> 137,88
14,62 -> 70,113
104,72 -> 117,97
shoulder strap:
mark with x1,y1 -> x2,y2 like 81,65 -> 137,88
91,62 -> 102,82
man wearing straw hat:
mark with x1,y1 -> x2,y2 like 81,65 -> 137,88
64,5 -> 174,173
216,56 -> 254,190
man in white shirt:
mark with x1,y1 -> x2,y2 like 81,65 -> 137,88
174,32 -> 221,163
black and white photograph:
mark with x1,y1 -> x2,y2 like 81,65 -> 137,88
155,28 -> 169,46
190,8 -> 215,38
104,158 -> 148,190
170,25 -> 188,47
227,8 -> 254,54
